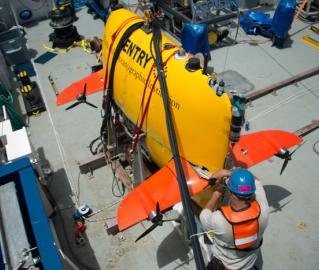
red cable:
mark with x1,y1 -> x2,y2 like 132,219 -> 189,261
103,16 -> 142,91
131,49 -> 177,153
132,46 -> 168,140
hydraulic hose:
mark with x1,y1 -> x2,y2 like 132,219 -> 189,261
100,20 -> 144,137
151,22 -> 205,270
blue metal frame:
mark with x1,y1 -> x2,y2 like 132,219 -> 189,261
0,157 -> 63,269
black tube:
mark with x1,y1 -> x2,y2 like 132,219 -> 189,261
152,21 -> 205,270
100,21 -> 144,136
202,53 -> 209,75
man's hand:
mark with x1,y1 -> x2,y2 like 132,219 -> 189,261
214,177 -> 226,196
210,169 -> 231,180
203,169 -> 231,211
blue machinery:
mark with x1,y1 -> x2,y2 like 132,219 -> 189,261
0,157 -> 63,270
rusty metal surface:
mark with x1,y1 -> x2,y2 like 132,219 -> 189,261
294,120 -> 319,137
246,66 -> 319,102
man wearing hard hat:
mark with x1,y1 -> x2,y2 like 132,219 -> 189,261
200,168 -> 270,270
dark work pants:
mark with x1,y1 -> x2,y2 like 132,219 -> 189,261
206,257 -> 259,270
206,257 -> 227,270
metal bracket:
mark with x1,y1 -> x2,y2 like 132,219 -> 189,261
132,139 -> 146,187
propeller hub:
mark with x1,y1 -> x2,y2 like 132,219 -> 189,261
77,93 -> 85,101
65,83 -> 97,110
148,211 -> 157,221
277,147 -> 289,158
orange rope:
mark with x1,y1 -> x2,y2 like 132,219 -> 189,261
294,0 -> 308,21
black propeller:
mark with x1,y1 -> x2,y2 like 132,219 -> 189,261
65,83 -> 98,110
276,144 -> 303,175
135,202 -> 180,242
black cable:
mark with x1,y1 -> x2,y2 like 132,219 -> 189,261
95,141 -> 104,153
110,159 -> 125,198
89,136 -> 101,155
112,177 -> 125,197
151,21 -> 205,270
99,21 -> 144,201
150,36 -> 155,60
100,21 -> 144,138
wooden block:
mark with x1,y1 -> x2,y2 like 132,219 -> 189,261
78,152 -> 107,174
104,218 -> 119,235
112,160 -> 133,191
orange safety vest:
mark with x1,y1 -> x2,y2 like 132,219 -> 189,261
220,200 -> 261,250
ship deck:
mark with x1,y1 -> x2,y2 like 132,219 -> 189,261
21,3 -> 319,270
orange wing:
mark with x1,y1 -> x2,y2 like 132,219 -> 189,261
230,130 -> 303,168
117,158 -> 208,231
56,69 -> 105,106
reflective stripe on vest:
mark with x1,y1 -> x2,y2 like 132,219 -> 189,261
220,200 -> 261,250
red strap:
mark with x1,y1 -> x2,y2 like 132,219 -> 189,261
131,49 -> 177,153
103,16 -> 142,91
141,62 -> 156,114
138,46 -> 177,117
130,60 -> 156,145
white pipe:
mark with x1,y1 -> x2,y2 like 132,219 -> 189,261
58,249 -> 81,270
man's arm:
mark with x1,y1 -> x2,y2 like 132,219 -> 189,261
204,191 -> 222,210
204,169 -> 231,210
210,169 -> 231,180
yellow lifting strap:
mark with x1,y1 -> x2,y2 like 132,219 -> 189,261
43,38 -> 100,54
32,110 -> 41,117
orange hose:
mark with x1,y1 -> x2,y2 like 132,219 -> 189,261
294,0 -> 308,21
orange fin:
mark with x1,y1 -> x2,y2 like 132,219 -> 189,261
56,69 -> 105,106
117,158 -> 208,231
230,130 -> 303,168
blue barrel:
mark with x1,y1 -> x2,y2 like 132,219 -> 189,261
271,0 -> 296,47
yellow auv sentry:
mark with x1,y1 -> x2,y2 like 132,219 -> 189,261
102,8 -> 232,173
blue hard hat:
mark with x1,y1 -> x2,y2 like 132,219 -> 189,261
226,168 -> 256,196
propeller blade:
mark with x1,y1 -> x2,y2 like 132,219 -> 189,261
280,143 -> 304,175
162,218 -> 181,223
156,202 -> 160,216
85,101 -> 98,109
65,101 -> 81,110
83,83 -> 87,97
280,158 -> 289,175
135,222 -> 158,242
